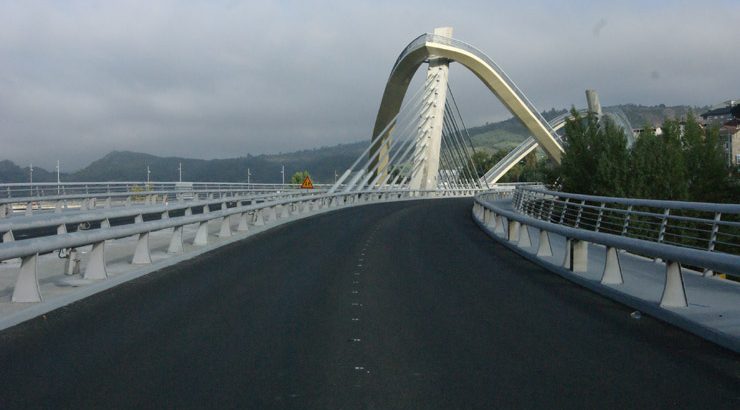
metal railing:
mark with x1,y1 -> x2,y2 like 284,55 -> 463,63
0,182 -> 329,218
511,187 -> 740,256
0,188 -> 479,303
0,181 -> 333,199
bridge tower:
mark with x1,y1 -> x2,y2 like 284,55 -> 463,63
408,27 -> 453,190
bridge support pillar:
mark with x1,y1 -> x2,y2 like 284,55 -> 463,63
84,241 -> 107,280
168,226 -> 184,254
408,27 -> 453,190
132,232 -> 152,264
660,261 -> 688,307
601,246 -> 623,285
536,230 -> 552,257
12,253 -> 42,303
194,221 -> 209,246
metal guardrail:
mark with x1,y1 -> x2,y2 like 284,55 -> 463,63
512,187 -> 740,256
0,181 -> 334,199
0,188 -> 478,303
0,191 -> 314,242
473,187 -> 740,310
0,185 -> 328,219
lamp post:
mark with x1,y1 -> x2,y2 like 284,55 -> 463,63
178,162 -> 182,183
56,160 -> 60,195
281,165 -> 285,185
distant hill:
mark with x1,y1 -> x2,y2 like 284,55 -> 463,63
0,103 -> 708,184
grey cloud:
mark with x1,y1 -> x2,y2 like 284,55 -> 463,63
0,0 -> 738,170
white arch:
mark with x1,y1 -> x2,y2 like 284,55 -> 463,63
370,33 -> 564,177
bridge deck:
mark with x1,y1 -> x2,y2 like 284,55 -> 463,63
0,199 -> 738,408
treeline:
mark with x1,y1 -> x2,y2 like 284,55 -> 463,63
559,109 -> 735,203
472,109 -> 737,203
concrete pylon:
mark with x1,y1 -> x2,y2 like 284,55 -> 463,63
409,26 -> 452,190
585,89 -> 602,118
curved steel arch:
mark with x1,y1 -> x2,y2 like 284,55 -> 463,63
371,33 -> 564,174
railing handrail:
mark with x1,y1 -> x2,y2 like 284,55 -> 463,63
475,193 -> 740,277
517,186 -> 740,214
0,191 -> 314,235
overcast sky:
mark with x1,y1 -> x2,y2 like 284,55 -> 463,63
1,0 -> 738,170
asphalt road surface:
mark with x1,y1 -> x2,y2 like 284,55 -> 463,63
1,199 -> 738,409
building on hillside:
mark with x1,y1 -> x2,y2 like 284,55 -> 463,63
701,100 -> 738,126
720,119 -> 740,167
701,100 -> 740,167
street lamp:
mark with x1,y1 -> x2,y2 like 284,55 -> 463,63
281,165 -> 285,185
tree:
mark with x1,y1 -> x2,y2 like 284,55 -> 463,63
682,114 -> 730,202
627,120 -> 688,200
559,108 -> 629,196
290,170 -> 311,185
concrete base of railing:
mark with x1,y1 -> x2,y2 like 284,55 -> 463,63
472,204 -> 740,354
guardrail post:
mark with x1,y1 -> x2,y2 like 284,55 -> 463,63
194,221 -> 209,245
494,215 -> 504,235
601,247 -> 623,284
100,218 -> 110,229
57,224 -> 67,234
507,220 -> 520,242
704,212 -> 721,276
161,211 -> 169,220
84,241 -> 108,280
253,210 -> 265,226
12,253 -> 42,302
55,201 -> 63,213
0,204 -> 6,218
203,204 -> 210,214
105,197 -> 111,208
237,213 -> 250,231
518,224 -> 531,248
218,216 -> 232,238
168,226 -> 184,254
562,239 -> 572,269
135,214 -> 143,224
559,198 -> 569,223
25,202 -> 33,216
595,203 -> 605,232
536,230 -> 552,257
657,209 -> 670,243
574,200 -> 585,228
660,261 -> 688,307
3,230 -> 15,243
132,233 -> 152,264
185,207 -> 192,216
621,205 -> 632,236
572,240 -> 588,272
280,204 -> 290,219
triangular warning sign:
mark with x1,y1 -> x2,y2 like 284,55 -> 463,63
300,175 -> 314,189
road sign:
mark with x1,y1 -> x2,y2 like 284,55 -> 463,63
300,175 -> 314,189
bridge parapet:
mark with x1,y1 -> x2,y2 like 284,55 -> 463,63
473,187 -> 740,352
